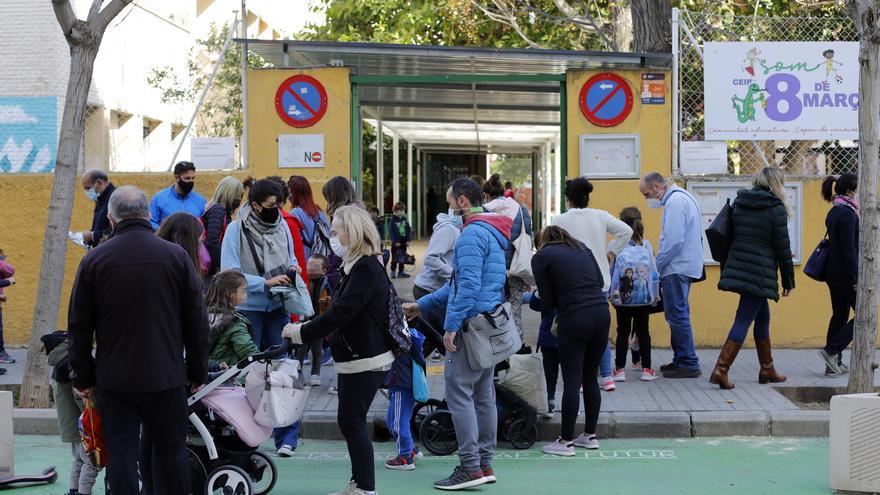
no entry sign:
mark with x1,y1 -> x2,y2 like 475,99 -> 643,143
579,73 -> 633,127
275,75 -> 328,128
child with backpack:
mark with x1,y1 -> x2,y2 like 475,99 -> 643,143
384,327 -> 427,471
609,207 -> 660,382
205,270 -> 259,368
388,202 -> 412,279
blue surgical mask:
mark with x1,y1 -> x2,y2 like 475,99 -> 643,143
85,187 -> 99,202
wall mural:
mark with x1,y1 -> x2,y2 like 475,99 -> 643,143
0,96 -> 57,173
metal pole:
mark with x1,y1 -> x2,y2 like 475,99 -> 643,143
392,131 -> 400,205
169,15 -> 240,170
553,134 -> 561,219
377,120 -> 384,214
559,80 -> 568,213
544,139 -> 552,228
672,7 -> 680,175
240,0 -> 249,170
407,141 -> 413,224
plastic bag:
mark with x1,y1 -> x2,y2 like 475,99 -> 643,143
78,398 -> 108,468
412,361 -> 429,403
500,353 -> 549,415
245,359 -> 309,428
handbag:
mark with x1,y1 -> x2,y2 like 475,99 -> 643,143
508,208 -> 535,285
804,232 -> 831,282
269,276 -> 315,317
412,361 -> 429,403
245,359 -> 309,428
705,198 -> 734,264
460,302 -> 522,371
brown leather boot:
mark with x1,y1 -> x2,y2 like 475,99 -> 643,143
756,339 -> 787,384
709,339 -> 741,389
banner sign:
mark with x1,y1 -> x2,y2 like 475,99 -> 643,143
704,42 -> 858,140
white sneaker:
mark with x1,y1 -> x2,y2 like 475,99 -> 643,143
311,374 -> 322,386
277,444 -> 295,457
328,385 -> 338,395
600,377 -> 616,391
542,438 -> 575,457
640,368 -> 660,381
327,481 -> 356,495
612,368 -> 626,382
573,433 -> 599,450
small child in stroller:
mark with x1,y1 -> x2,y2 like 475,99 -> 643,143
206,270 -> 259,368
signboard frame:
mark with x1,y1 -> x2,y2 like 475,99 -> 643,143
579,133 -> 640,179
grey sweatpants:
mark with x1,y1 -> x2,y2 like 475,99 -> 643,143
444,338 -> 497,473
70,442 -> 100,494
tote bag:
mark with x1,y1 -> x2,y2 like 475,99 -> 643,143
804,233 -> 830,282
706,198 -> 734,264
508,208 -> 535,285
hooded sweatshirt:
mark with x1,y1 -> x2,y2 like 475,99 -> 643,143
414,213 -> 461,292
418,212 -> 512,333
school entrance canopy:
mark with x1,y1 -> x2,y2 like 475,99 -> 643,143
240,39 -> 672,231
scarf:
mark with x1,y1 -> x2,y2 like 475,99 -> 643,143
833,195 -> 860,219
237,203 -> 292,278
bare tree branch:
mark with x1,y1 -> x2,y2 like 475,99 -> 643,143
95,0 -> 134,32
471,0 -> 543,48
52,0 -> 78,40
87,0 -> 102,22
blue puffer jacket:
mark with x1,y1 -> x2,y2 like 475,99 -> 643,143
419,213 -> 512,332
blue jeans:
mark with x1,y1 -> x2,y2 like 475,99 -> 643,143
727,294 -> 770,345
240,307 -> 290,351
386,387 -> 415,457
274,421 -> 300,450
661,274 -> 701,370
599,342 -> 612,378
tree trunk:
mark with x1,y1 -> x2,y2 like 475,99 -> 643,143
846,0 -> 880,394
630,0 -> 671,53
18,43 -> 99,408
610,1 -> 633,52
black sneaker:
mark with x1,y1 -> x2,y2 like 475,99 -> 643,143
659,362 -> 676,372
433,466 -> 487,491
661,367 -> 701,378
0,367 -> 6,376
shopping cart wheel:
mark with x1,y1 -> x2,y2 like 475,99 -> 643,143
419,409 -> 458,456
507,418 -> 538,450
246,451 -> 277,495
205,464 -> 253,495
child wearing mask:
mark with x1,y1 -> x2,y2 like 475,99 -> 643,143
389,202 -> 413,279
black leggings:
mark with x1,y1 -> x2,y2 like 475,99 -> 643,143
557,306 -> 611,441
540,346 -> 560,401
825,281 -> 856,355
337,370 -> 387,491
614,306 -> 651,370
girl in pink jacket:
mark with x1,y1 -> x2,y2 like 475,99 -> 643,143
0,249 -> 16,367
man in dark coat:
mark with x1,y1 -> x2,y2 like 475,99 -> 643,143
68,185 -> 209,495
80,169 -> 116,247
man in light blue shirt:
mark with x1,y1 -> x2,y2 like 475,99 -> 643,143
149,161 -> 206,230
640,172 -> 704,378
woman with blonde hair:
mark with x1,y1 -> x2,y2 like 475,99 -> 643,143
711,166 -> 795,389
203,176 -> 244,276
282,205 -> 391,495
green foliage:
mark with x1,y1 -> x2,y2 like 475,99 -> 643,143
146,23 -> 271,138
491,154 -> 532,187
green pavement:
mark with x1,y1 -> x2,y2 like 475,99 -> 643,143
10,435 -> 831,494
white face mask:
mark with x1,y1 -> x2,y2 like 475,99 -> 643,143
330,236 -> 348,258
646,189 -> 663,209
448,208 -> 463,227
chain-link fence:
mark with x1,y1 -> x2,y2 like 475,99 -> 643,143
675,9 -> 859,177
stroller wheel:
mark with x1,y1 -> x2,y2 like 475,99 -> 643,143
246,451 -> 278,495
507,418 -> 538,450
411,398 -> 446,439
206,465 -> 253,495
419,409 -> 458,456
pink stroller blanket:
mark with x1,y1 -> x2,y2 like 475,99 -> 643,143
200,387 -> 272,448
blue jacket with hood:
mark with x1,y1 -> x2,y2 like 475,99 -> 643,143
418,213 -> 512,333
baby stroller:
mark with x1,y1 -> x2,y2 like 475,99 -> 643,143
186,340 -> 294,495
408,318 -> 538,456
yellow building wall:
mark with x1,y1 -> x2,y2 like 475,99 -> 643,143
567,69 -> 836,348
246,67 -> 351,194
0,171 -> 249,345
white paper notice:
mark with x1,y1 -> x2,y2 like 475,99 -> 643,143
191,137 -> 236,170
579,134 -> 640,178
278,134 -> 325,168
680,141 -> 728,175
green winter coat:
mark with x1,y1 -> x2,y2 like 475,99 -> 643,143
718,187 -> 796,301
208,312 -> 259,367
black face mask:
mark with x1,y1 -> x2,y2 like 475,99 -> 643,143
177,179 -> 195,195
258,206 -> 279,224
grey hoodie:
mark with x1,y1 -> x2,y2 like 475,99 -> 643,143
414,212 -> 461,292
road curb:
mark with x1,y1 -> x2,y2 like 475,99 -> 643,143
12,408 -> 830,440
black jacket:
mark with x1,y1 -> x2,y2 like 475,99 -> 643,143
824,204 -> 859,285
301,255 -> 390,363
202,203 -> 229,276
89,183 -> 115,247
531,243 -> 607,322
718,187 -> 795,301
68,218 -> 210,392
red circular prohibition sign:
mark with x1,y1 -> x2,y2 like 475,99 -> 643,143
274,74 -> 329,128
578,72 -> 634,127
